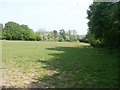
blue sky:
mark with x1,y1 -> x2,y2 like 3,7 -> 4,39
0,0 -> 93,35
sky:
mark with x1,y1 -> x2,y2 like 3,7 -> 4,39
0,0 -> 93,35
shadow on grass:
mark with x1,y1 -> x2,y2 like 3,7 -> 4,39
29,46 -> 118,88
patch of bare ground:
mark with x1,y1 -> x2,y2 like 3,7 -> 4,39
2,66 -> 38,88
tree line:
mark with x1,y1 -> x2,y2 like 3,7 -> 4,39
1,21 -> 84,42
86,2 -> 120,48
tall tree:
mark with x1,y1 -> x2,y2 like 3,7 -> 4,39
53,30 -> 58,41
3,21 -> 35,40
60,29 -> 66,40
0,23 -> 3,39
86,2 -> 120,48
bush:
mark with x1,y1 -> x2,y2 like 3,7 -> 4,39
58,38 -> 64,42
35,34 -> 42,41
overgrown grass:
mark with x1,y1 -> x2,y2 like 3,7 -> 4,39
2,40 -> 118,88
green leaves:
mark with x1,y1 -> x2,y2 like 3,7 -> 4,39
87,2 -> 120,48
3,22 -> 35,40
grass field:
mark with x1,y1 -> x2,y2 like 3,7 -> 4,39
2,41 -> 118,88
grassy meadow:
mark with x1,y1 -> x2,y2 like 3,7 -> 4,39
2,41 -> 118,88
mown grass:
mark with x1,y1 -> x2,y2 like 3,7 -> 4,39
2,40 -> 118,88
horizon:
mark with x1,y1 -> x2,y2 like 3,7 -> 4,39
0,0 -> 93,35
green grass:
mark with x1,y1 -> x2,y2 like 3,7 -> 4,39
2,40 -> 118,88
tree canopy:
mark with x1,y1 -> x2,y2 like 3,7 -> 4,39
3,22 -> 35,40
86,2 -> 120,48
2,21 -> 81,42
